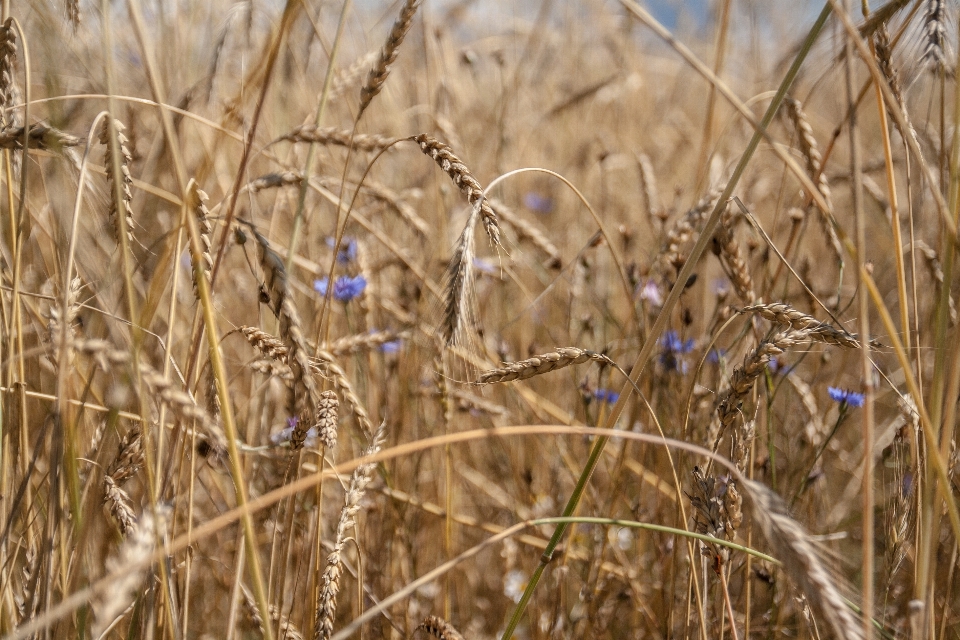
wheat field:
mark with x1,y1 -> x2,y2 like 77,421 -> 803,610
0,0 -> 958,638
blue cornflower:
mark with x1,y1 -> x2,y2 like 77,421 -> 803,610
707,348 -> 726,364
593,388 -> 620,404
314,275 -> 367,302
271,416 -> 318,446
380,339 -> 402,354
828,386 -> 865,408
326,236 -> 358,263
659,330 -> 695,373
523,191 -> 554,214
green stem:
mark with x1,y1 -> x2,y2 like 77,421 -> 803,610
499,4 -> 833,637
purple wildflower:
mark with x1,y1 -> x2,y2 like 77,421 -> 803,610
523,192 -> 554,214
828,386 -> 864,408
314,275 -> 367,302
593,388 -> 620,404
637,279 -> 663,306
326,236 -> 358,263
659,330 -> 695,374
380,339 -> 402,354
707,348 -> 726,364
271,416 -> 318,447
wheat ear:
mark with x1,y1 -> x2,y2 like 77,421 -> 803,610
740,302 -> 880,348
740,479 -> 865,640
102,425 -> 143,536
313,424 -> 385,640
280,125 -> 398,151
712,206 -> 755,303
311,350 -> 375,439
477,348 -> 612,384
253,230 -> 320,449
357,0 -> 421,119
90,506 -> 170,638
416,615 -> 466,640
412,134 -> 502,345
923,0 -> 948,73
715,330 -> 802,442
187,182 -> 213,298
782,97 -> 844,265
314,391 -> 339,449
99,118 -> 135,247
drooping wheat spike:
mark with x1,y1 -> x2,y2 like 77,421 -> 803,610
416,615 -> 466,640
311,350 -> 375,439
740,479 -> 865,640
66,0 -> 81,29
314,391 -> 339,449
313,424 -> 385,640
635,152 -> 663,222
740,302 -> 879,348
412,134 -> 502,346
923,0 -> 948,73
412,134 -> 502,249
242,325 -> 290,361
357,0 -> 421,119
188,182 -> 214,299
321,329 -> 409,356
280,125 -> 399,152
252,230 -> 320,443
0,19 -> 21,129
711,205 -> 755,303
783,97 -> 844,264
248,171 -> 303,193
102,425 -> 144,536
490,198 -> 562,269
477,348 -> 612,384
0,122 -> 80,150
715,330 -> 802,442
99,118 -> 135,247
662,185 -> 723,273
90,505 -> 170,638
